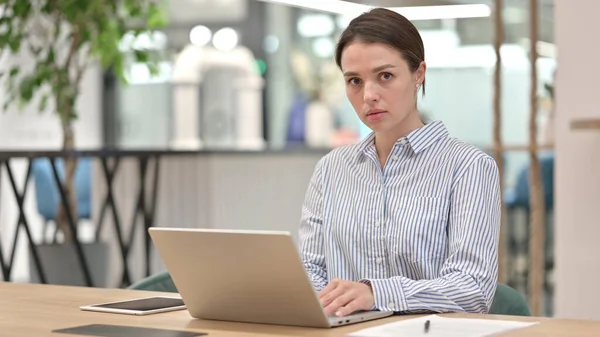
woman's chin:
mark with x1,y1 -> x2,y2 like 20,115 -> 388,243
366,123 -> 389,134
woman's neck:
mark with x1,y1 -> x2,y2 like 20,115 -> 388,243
374,113 -> 424,168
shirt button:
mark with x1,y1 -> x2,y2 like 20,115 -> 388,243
391,155 -> 399,161
388,302 -> 396,310
375,221 -> 381,227
376,257 -> 383,264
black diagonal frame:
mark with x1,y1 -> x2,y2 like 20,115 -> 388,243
123,156 -> 161,284
49,157 -> 94,287
94,155 -> 160,287
0,159 -> 47,283
96,156 -> 133,286
0,153 -> 161,287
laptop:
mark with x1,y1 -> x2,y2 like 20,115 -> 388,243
149,228 -> 394,328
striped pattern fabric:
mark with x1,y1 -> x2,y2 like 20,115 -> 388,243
299,121 -> 501,314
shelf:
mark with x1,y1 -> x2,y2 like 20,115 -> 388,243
571,118 -> 600,130
485,144 -> 554,152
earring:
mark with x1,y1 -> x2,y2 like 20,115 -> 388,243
416,83 -> 420,89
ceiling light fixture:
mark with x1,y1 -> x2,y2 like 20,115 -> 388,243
255,0 -> 369,16
393,4 -> 491,21
255,0 -> 491,20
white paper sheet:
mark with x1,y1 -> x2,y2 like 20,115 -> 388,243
347,314 -> 539,337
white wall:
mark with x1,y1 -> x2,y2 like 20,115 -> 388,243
554,0 -> 600,320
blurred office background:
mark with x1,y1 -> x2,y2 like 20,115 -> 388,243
0,0 -> 568,319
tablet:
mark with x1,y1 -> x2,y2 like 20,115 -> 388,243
80,296 -> 186,315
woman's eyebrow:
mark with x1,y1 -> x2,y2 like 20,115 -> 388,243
343,64 -> 396,77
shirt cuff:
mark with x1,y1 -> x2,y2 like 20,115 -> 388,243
361,278 -> 407,312
309,275 -> 328,293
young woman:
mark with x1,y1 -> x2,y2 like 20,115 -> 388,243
299,8 -> 501,317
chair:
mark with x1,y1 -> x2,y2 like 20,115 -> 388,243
32,157 -> 92,242
127,270 -> 178,293
505,154 -> 554,211
489,283 -> 531,316
504,153 -> 554,316
128,273 -> 531,317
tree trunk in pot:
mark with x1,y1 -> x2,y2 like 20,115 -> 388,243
56,110 -> 79,244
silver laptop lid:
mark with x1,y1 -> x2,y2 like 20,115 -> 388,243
149,228 -> 332,327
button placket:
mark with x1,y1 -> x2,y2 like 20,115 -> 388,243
379,177 -> 389,278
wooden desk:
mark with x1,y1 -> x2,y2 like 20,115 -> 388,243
1,282 -> 599,336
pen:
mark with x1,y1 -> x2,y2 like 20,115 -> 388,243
424,319 -> 430,333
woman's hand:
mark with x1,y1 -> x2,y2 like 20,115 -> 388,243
318,278 -> 375,316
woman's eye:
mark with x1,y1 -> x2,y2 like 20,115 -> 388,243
380,72 -> 393,80
348,78 -> 362,85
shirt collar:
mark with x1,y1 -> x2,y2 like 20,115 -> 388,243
355,120 -> 449,160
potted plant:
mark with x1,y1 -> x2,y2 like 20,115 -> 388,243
0,0 -> 168,286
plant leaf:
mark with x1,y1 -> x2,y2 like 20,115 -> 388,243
39,94 -> 49,113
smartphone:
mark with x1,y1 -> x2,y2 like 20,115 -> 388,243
80,296 -> 186,315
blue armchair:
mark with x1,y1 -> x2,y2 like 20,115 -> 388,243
31,157 -> 92,242
504,153 -> 554,316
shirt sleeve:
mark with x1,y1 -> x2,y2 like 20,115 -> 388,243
362,156 -> 501,313
299,158 -> 328,292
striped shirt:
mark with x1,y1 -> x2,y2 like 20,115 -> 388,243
299,120 -> 501,314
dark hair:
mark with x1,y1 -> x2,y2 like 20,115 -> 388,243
335,8 -> 426,95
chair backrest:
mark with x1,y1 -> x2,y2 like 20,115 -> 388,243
506,154 -> 554,210
32,157 -> 92,221
489,283 -> 531,316
127,271 -> 178,293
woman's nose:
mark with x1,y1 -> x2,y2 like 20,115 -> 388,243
363,82 -> 380,102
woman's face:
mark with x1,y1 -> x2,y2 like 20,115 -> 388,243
340,42 -> 425,137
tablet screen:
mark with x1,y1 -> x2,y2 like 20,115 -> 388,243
90,297 -> 184,311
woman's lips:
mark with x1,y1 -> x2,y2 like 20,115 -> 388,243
366,111 -> 387,121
